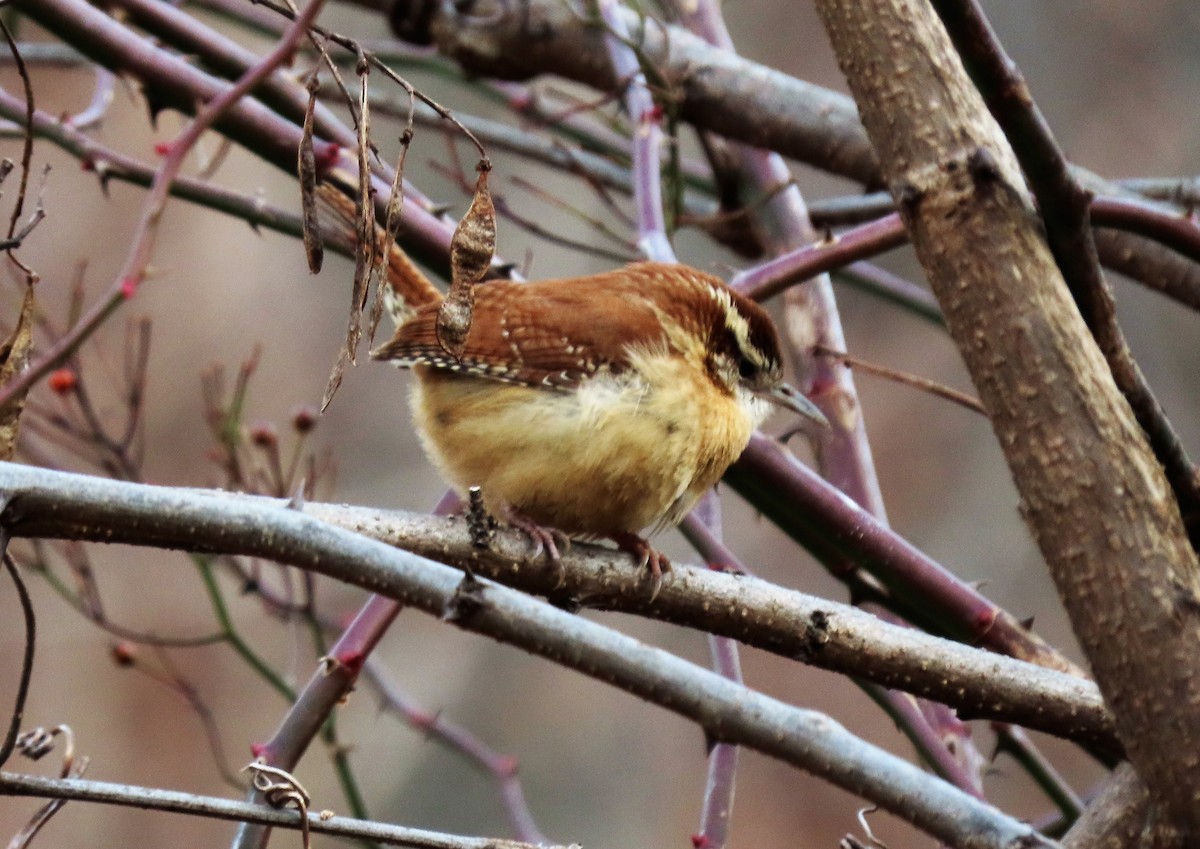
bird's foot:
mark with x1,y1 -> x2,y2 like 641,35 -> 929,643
610,532 -> 671,601
504,509 -> 571,589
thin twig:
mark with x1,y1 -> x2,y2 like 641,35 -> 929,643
0,20 -> 39,278
0,772 -> 562,849
363,660 -> 548,844
0,0 -> 330,410
814,347 -> 986,415
0,547 -> 36,769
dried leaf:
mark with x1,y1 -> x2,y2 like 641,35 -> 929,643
449,162 -> 495,286
326,60 -> 374,412
299,73 -> 324,275
437,161 -> 494,359
347,60 -> 375,363
320,346 -> 347,414
0,284 -> 35,460
368,123 -> 413,346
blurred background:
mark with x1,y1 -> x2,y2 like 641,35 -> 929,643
1,0 -> 1198,846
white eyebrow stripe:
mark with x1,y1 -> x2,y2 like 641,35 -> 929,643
704,281 -> 759,365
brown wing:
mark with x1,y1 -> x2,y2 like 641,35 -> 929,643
369,263 -> 685,389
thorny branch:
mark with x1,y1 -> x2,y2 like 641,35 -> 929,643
0,0 -> 330,412
0,462 -> 1052,849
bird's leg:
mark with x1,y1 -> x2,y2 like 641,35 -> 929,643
500,505 -> 571,589
609,532 -> 671,600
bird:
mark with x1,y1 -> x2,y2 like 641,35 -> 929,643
369,259 -> 826,585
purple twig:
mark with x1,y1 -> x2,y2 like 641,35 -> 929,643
733,435 -> 1082,675
594,0 -> 675,263
232,595 -> 400,849
675,0 -> 989,800
364,660 -> 548,843
1092,195 -> 1200,270
730,213 -> 909,301
682,498 -> 742,849
0,0 -> 329,411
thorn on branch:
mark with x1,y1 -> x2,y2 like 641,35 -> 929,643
443,571 -> 487,623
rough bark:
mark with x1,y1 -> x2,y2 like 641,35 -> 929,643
388,0 -> 879,183
1060,763 -> 1183,849
383,0 -> 1200,330
813,0 -> 1200,837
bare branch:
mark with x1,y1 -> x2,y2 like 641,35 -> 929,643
0,463 -> 1054,848
0,771 -> 566,849
0,465 -> 1114,750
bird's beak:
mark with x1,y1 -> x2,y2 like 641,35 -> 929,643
761,383 -> 829,427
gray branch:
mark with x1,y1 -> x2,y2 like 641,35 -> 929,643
0,462 -> 1055,848
399,0 -> 880,184
0,771 -> 571,849
0,463 -> 1114,750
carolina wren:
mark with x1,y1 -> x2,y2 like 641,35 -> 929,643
369,260 -> 825,581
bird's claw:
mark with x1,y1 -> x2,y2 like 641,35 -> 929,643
611,533 -> 671,601
505,511 -> 571,589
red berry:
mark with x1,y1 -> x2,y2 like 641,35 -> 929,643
48,368 -> 78,394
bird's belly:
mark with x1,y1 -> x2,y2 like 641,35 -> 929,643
411,364 -> 753,536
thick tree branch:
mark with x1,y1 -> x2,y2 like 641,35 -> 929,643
928,0 -> 1200,550
385,0 -> 879,183
0,463 -> 1052,849
1060,763 -> 1183,849
0,464 -> 1114,750
814,0 -> 1200,837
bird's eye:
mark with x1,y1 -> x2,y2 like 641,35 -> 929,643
737,357 -> 757,380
